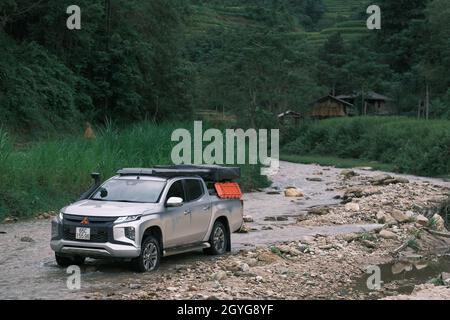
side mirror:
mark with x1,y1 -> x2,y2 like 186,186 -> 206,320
91,172 -> 101,185
166,197 -> 184,207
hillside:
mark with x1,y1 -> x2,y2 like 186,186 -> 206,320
186,0 -> 369,46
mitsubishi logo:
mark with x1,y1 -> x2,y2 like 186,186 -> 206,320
80,217 -> 89,225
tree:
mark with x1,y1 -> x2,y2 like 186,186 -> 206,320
317,32 -> 348,95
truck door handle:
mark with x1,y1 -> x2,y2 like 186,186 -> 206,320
203,206 -> 210,211
184,209 -> 191,215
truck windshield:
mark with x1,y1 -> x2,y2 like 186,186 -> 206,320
91,179 -> 166,203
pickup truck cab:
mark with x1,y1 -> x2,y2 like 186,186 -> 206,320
50,166 -> 243,272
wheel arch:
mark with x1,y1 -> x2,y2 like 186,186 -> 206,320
142,225 -> 163,252
215,216 -> 231,252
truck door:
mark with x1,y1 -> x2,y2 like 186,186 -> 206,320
162,179 -> 192,248
183,178 -> 212,243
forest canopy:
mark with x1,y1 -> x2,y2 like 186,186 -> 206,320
0,0 -> 449,134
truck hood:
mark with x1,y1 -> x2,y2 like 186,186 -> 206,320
63,200 -> 160,217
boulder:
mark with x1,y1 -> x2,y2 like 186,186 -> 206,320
390,210 -> 410,223
308,207 -> 330,216
370,174 -> 392,185
284,188 -> 304,198
213,271 -> 227,281
376,211 -> 388,223
432,214 -> 446,231
441,272 -> 450,286
340,170 -> 359,179
306,177 -> 323,182
257,252 -> 278,263
243,215 -> 254,223
394,177 -> 410,184
345,202 -> 360,212
379,230 -> 397,240
20,236 -> 34,243
415,214 -> 429,227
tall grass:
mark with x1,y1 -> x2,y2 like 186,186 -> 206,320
0,122 -> 269,219
283,117 -> 450,177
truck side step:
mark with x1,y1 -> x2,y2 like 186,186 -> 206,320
163,242 -> 211,257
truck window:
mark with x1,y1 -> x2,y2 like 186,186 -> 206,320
166,180 -> 185,201
184,179 -> 204,202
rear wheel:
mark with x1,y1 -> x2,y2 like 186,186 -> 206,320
205,221 -> 228,255
55,253 -> 85,267
131,236 -> 161,272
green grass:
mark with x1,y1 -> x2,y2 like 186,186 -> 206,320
0,122 -> 269,220
281,154 -> 396,172
282,117 -> 450,178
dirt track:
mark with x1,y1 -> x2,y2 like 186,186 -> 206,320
0,161 -> 449,300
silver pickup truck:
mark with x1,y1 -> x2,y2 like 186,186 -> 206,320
50,166 -> 243,272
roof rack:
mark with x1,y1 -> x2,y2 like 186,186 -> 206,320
117,165 -> 240,182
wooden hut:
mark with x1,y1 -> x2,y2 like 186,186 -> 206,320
309,95 -> 355,119
278,110 -> 302,126
336,91 -> 393,115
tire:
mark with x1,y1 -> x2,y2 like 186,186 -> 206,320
55,253 -> 85,267
131,235 -> 161,272
205,220 -> 228,256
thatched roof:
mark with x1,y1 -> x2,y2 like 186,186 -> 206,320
310,95 -> 354,107
278,110 -> 302,118
336,91 -> 392,102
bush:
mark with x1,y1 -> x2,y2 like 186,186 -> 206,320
283,117 -> 450,177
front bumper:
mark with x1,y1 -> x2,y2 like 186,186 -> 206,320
50,239 -> 140,258
50,215 -> 142,259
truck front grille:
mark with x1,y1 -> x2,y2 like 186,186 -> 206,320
62,227 -> 109,243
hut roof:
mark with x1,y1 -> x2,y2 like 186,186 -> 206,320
310,95 -> 354,107
336,91 -> 392,102
278,110 -> 302,118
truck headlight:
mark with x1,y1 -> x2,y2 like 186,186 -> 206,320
115,215 -> 141,224
58,212 -> 64,221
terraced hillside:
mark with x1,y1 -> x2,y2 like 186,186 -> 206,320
311,0 -> 369,46
186,0 -> 370,46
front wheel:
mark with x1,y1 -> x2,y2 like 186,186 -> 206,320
205,221 -> 228,255
131,236 -> 161,272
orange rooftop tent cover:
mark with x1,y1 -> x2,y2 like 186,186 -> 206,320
214,182 -> 242,199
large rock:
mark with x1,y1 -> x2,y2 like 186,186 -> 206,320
344,187 -> 364,199
257,252 -> 278,263
340,170 -> 359,179
308,207 -> 330,216
379,230 -> 397,240
213,271 -> 227,281
432,214 -> 446,231
415,214 -> 429,227
243,215 -> 254,223
376,211 -> 388,223
390,210 -> 410,223
345,202 -> 360,212
370,174 -> 392,185
284,188 -> 304,198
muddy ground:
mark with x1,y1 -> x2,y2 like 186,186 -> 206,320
1,161 -> 450,300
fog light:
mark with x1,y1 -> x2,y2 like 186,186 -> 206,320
125,227 -> 135,241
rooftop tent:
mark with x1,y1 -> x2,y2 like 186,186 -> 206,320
117,165 -> 240,182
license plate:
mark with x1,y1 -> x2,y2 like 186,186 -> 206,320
76,227 -> 90,240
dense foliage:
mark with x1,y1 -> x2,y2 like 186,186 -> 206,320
1,0 -> 448,134
283,117 -> 450,177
